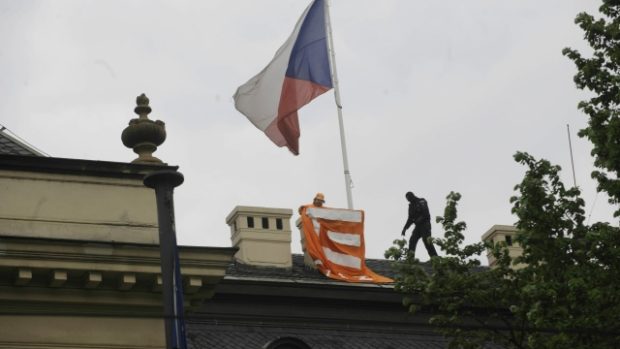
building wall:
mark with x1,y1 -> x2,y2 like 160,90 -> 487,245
0,158 -> 235,349
0,169 -> 158,244
0,316 -> 164,349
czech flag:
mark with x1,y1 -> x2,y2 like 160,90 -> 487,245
233,0 -> 332,155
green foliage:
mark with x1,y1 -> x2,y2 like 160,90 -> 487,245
508,153 -> 620,348
387,154 -> 620,348
387,191 -> 524,349
563,0 -> 620,216
387,3 -> 620,345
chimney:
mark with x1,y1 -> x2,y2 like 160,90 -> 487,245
481,225 -> 524,269
226,206 -> 293,268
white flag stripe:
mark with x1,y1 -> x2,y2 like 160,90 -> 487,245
312,219 -> 320,236
306,208 -> 362,222
233,2 -> 313,131
327,231 -> 361,247
323,247 -> 361,269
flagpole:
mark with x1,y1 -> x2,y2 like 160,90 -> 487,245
324,0 -> 354,209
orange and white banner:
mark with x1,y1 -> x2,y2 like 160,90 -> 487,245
300,206 -> 393,283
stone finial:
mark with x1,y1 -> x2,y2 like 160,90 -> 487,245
134,93 -> 152,119
121,94 -> 167,164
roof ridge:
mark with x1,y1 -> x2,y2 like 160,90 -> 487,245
0,128 -> 46,156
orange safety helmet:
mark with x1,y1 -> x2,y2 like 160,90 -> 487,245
314,193 -> 325,203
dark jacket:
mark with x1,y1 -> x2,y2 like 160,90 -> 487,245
403,197 -> 430,231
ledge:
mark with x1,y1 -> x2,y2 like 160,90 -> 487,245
0,236 -> 237,313
0,154 -> 178,180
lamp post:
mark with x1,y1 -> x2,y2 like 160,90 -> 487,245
122,94 -> 188,349
144,170 -> 187,349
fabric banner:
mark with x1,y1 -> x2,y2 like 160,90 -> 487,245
300,206 -> 393,283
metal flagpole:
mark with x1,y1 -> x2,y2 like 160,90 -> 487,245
324,0 -> 354,209
567,124 -> 577,188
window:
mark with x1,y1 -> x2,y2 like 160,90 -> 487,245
276,218 -> 283,230
263,337 -> 311,349
262,217 -> 269,229
505,235 -> 513,246
247,216 -> 254,228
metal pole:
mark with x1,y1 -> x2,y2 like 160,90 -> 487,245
144,170 -> 187,349
567,124 -> 577,188
324,0 -> 354,209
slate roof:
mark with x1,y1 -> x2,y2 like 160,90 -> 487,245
224,254 -> 432,284
189,253 -> 465,348
0,130 -> 43,156
187,323 -> 447,349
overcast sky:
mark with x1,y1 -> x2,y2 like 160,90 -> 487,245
1,0 -> 615,262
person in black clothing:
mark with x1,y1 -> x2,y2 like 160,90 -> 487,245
401,191 -> 438,258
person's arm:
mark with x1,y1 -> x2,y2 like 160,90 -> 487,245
401,205 -> 415,236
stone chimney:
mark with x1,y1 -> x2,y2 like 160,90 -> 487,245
226,206 -> 293,268
481,225 -> 524,269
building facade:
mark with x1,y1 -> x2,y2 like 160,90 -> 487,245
0,129 -> 235,349
184,206 -> 447,348
0,97 -> 511,348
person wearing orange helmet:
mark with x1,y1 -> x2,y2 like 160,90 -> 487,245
299,193 -> 326,214
312,193 -> 325,207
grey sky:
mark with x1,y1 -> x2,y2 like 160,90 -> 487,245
1,0 -> 614,261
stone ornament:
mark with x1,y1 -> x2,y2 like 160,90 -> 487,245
121,94 -> 166,164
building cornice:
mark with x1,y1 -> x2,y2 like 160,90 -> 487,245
0,154 -> 176,180
0,236 -> 237,314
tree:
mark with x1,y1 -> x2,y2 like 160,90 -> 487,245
563,0 -> 620,216
386,2 -> 620,348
